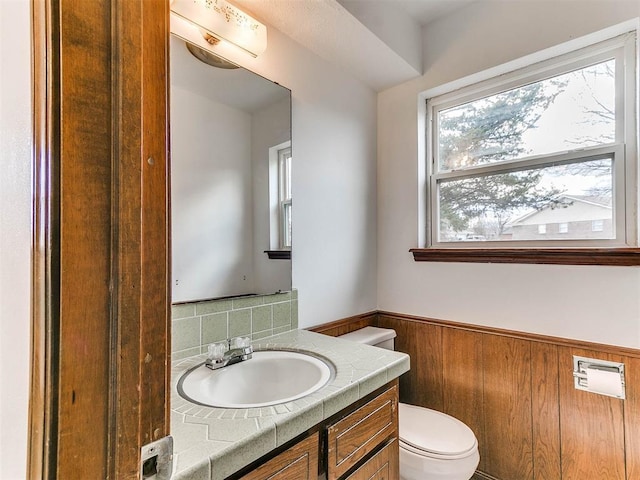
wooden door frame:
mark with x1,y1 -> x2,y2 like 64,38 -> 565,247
29,0 -> 171,477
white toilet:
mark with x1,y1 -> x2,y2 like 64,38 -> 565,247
338,327 -> 480,480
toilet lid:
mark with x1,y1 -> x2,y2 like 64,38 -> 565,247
399,403 -> 477,456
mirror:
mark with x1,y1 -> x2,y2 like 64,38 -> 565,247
170,35 -> 292,303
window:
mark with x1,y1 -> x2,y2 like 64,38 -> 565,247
426,33 -> 637,251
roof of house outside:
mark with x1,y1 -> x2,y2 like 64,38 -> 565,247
507,195 -> 612,227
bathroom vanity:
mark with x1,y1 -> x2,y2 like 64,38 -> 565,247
170,329 -> 409,479
234,384 -> 398,480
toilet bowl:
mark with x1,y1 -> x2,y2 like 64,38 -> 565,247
338,327 -> 480,480
399,403 -> 479,480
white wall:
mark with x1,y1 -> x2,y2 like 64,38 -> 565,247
377,1 -> 640,348
0,0 -> 31,477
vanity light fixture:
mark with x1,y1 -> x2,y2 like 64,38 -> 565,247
170,0 -> 267,57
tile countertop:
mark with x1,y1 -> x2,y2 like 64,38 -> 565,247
170,329 -> 410,480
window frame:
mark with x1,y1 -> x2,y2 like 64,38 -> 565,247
278,145 -> 292,249
266,141 -> 292,259
423,32 -> 638,258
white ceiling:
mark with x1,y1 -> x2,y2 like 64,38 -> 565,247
385,0 -> 476,26
232,0 -> 477,91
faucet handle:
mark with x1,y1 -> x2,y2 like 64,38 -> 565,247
207,342 -> 227,360
230,336 -> 251,349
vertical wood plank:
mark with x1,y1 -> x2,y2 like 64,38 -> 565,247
376,315 -> 443,410
139,0 -> 171,451
624,355 -> 640,479
114,0 -> 170,476
113,0 -> 143,475
558,347 -> 625,480
531,342 -> 561,480
56,0 -> 112,477
442,329 -> 484,470
482,335 -> 533,480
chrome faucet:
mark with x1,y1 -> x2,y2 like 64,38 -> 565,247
205,337 -> 253,370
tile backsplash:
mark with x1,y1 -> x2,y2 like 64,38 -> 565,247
171,290 -> 298,360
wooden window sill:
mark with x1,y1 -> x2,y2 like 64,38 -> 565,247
264,250 -> 291,260
409,248 -> 640,266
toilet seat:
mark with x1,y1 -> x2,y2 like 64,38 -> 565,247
399,403 -> 478,459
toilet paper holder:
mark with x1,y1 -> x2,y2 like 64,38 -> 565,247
573,355 -> 625,399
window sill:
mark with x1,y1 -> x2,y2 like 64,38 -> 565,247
264,250 -> 291,260
409,248 -> 640,266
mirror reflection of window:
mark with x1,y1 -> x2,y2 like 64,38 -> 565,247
279,146 -> 292,249
269,140 -> 292,252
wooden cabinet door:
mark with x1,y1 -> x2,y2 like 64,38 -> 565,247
327,385 -> 398,480
238,432 -> 319,480
344,439 -> 398,480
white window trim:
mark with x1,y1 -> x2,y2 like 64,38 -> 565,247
423,31 -> 638,249
268,141 -> 292,250
278,146 -> 292,249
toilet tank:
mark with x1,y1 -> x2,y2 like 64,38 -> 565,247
338,326 -> 396,350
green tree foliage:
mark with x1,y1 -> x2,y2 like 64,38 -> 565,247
440,170 -> 563,236
437,82 -> 565,237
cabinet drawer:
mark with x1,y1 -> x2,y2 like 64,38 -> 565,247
238,431 -> 319,480
344,438 -> 398,480
327,385 -> 398,480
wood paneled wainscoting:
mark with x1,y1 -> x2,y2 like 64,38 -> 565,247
310,312 -> 640,480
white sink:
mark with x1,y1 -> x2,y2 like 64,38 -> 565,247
177,350 -> 333,408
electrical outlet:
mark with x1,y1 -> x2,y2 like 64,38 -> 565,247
141,436 -> 173,480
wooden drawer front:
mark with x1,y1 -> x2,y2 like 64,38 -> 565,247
327,386 -> 398,480
238,432 -> 319,480
345,438 -> 398,480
